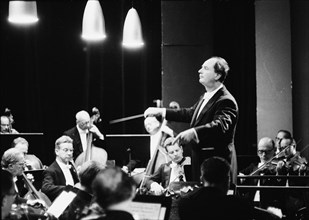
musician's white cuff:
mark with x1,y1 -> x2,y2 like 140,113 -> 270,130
192,128 -> 199,143
150,182 -> 161,190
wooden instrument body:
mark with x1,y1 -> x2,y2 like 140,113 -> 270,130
22,173 -> 52,208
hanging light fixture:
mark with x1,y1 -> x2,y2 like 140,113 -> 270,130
81,0 -> 106,42
122,7 -> 144,49
8,1 -> 39,25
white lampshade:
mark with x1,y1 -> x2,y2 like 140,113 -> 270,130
81,0 -> 106,42
8,1 -> 39,25
122,7 -> 144,49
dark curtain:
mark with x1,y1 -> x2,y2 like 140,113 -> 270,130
0,0 -> 161,165
212,0 -> 257,156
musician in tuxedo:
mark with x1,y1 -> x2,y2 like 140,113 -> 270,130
144,56 -> 238,183
238,137 -> 286,214
12,137 -> 44,170
59,160 -> 105,220
41,135 -> 79,202
1,148 -> 46,208
64,110 -> 105,161
145,137 -> 191,195
178,156 -> 280,220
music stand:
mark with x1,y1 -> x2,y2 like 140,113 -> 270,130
129,194 -> 172,220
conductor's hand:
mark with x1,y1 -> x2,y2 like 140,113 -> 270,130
173,128 -> 197,146
144,107 -> 165,118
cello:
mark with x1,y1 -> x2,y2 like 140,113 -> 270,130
75,107 -> 108,170
22,172 -> 52,210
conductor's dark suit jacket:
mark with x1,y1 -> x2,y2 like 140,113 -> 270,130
64,126 -> 105,161
41,161 -> 79,202
165,86 -> 238,182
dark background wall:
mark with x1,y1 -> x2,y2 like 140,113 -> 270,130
0,0 -> 162,165
1,0 -> 308,166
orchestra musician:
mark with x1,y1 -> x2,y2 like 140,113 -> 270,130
274,130 -> 292,155
41,135 -> 79,202
238,137 -> 285,212
144,137 -> 191,196
12,137 -> 45,170
0,115 -> 19,134
1,148 -> 47,216
64,110 -> 105,162
81,167 -> 136,220
275,137 -> 309,218
144,115 -> 175,174
275,137 -> 308,176
59,160 -> 105,220
178,157 -> 280,220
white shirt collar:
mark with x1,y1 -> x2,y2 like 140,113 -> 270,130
56,158 -> 71,169
203,84 -> 223,100
76,125 -> 88,134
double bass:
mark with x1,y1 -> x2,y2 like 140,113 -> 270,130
75,108 -> 108,169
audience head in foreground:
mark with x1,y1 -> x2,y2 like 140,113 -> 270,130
89,166 -> 136,220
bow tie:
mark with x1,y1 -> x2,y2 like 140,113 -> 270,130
65,164 -> 72,169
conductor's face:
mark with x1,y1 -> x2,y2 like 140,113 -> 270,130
198,58 -> 219,89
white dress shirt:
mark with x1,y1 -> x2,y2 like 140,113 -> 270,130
196,84 -> 223,118
169,157 -> 191,183
56,159 -> 74,186
77,125 -> 88,152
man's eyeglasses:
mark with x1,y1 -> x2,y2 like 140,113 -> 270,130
60,148 -> 73,153
257,149 -> 273,155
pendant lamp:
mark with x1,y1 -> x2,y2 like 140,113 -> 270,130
81,0 -> 106,42
122,7 -> 144,49
8,1 -> 39,25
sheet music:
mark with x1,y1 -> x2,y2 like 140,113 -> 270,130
128,201 -> 162,220
46,191 -> 77,218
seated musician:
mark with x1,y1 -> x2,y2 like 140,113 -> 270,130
276,137 -> 308,176
178,156 -> 280,220
0,115 -> 19,134
1,148 -> 47,213
238,137 -> 285,212
276,137 -> 309,218
145,137 -> 191,196
144,115 -> 175,174
12,137 -> 45,170
274,129 -> 292,155
59,160 -> 105,220
41,135 -> 80,202
81,166 -> 136,220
